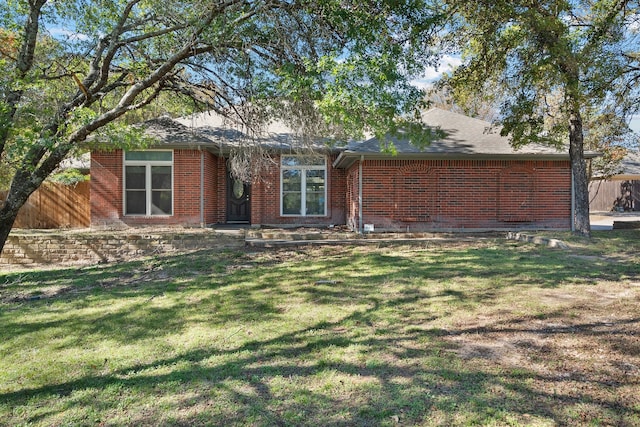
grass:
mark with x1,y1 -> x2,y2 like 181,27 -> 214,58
1,231 -> 639,426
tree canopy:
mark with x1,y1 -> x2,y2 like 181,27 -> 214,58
440,0 -> 640,236
0,0 -> 442,250
3,0 -> 639,247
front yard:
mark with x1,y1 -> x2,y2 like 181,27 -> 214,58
1,232 -> 639,426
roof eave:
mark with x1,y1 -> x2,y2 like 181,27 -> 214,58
333,151 -> 587,169
592,173 -> 640,180
150,142 -> 344,157
148,141 -> 220,150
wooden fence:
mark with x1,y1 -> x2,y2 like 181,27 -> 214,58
0,181 -> 90,229
589,179 -> 640,212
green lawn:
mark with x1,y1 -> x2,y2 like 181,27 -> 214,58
1,232 -> 639,426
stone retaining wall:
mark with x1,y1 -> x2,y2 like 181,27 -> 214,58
0,230 -> 244,267
613,221 -> 640,230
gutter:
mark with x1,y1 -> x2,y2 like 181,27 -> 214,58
199,146 -> 205,228
333,150 -> 600,170
358,155 -> 363,234
571,169 -> 575,232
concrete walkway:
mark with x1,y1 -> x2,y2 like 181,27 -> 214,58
590,212 -> 640,230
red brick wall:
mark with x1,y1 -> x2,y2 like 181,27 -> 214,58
214,156 -> 227,223
91,150 -> 221,227
346,166 -> 359,230
249,154 -> 347,227
346,159 -> 571,231
91,151 -> 124,227
173,150 -> 203,225
249,162 -> 274,226
201,151 -> 215,224
92,150 -> 569,231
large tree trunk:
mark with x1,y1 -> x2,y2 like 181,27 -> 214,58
0,179 -> 41,254
0,154 -> 58,253
569,110 -> 591,237
0,202 -> 23,256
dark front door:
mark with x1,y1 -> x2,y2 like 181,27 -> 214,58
227,174 -> 251,223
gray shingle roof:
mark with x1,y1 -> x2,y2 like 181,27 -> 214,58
140,112 -> 341,153
609,151 -> 640,178
350,108 -> 563,154
141,116 -> 217,147
140,113 -> 323,153
333,108 -> 573,168
622,151 -> 640,176
174,112 -> 335,152
140,109 -> 597,166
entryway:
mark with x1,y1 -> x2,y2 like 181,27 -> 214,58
226,173 -> 251,223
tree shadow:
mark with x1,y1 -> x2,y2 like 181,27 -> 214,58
1,241 -> 639,425
4,302 -> 639,426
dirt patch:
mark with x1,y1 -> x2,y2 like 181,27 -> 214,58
0,260 -> 178,304
445,280 -> 640,420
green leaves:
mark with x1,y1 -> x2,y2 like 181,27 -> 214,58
84,121 -> 155,153
0,0 -> 449,250
49,168 -> 89,185
439,0 -> 640,235
442,0 -> 637,153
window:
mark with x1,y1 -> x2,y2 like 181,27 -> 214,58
281,155 -> 326,216
124,151 -> 173,216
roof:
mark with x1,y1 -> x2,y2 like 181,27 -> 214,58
166,111 -> 336,153
333,108 -> 594,169
138,108 -> 597,165
140,112 -> 344,153
619,151 -> 640,177
624,152 -> 640,176
141,116 -> 216,147
594,150 -> 640,179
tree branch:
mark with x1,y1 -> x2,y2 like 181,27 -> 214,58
0,0 -> 48,158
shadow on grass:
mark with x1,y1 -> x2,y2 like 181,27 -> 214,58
2,303 -> 639,426
1,240 -> 639,425
0,249 -> 282,344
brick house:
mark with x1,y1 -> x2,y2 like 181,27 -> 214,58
91,108 -> 589,231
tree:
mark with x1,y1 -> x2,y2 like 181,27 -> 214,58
440,0 -> 640,236
0,0 -> 442,252
425,80 -> 498,121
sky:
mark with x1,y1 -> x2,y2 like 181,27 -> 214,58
417,56 -> 640,140
629,117 -> 640,134
43,17 -> 640,141
411,54 -> 462,89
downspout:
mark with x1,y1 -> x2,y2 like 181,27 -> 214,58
358,155 -> 364,234
199,146 -> 205,228
571,168 -> 575,232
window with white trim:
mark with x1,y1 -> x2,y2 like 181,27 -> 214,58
124,150 -> 173,216
281,155 -> 326,216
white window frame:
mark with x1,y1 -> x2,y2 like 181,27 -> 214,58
280,155 -> 327,217
123,150 -> 174,216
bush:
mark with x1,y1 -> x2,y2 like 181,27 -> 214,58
48,169 -> 89,185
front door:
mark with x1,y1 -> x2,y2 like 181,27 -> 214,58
227,173 -> 251,223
